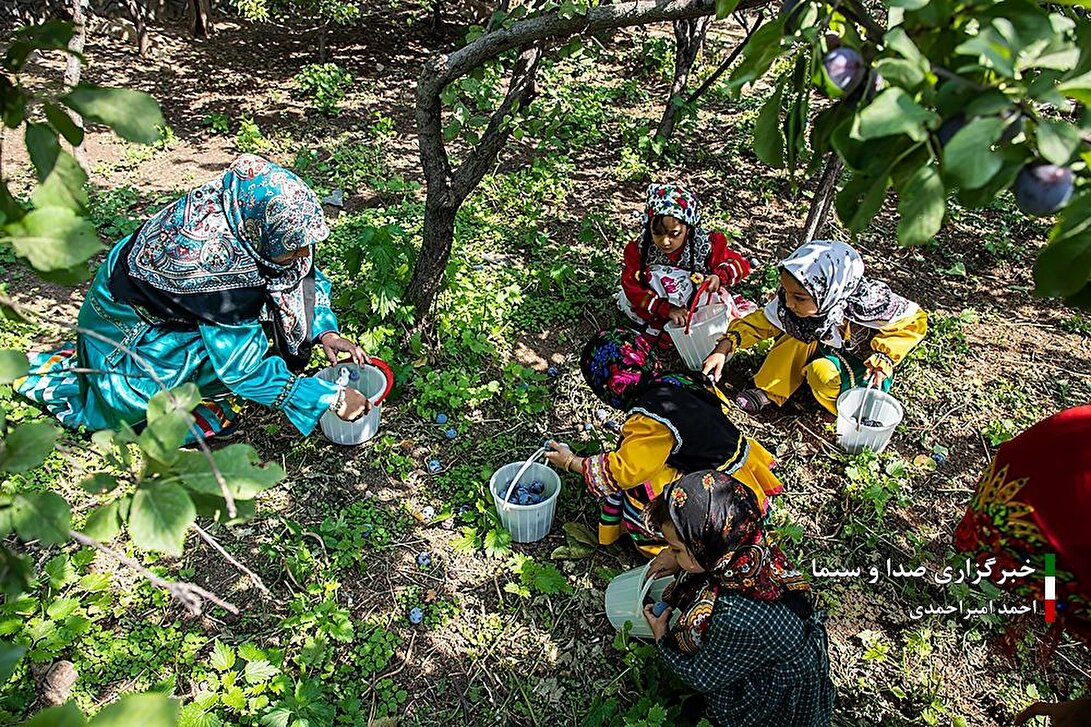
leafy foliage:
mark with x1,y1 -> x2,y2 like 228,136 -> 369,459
294,63 -> 353,117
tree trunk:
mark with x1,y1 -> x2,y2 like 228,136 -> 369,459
654,15 -> 711,144
317,24 -> 328,62
187,0 -> 213,38
409,201 -> 458,317
801,153 -> 843,242
128,0 -> 150,57
65,0 -> 88,170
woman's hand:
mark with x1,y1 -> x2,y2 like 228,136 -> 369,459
643,602 -> 673,642
862,355 -> 891,388
648,548 -> 680,579
667,306 -> 689,327
1014,697 -> 1091,726
320,332 -> 369,366
337,387 -> 372,421
544,440 -> 575,471
702,340 -> 734,381
704,275 -> 721,293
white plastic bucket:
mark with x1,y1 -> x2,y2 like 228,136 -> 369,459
489,461 -> 561,543
836,386 -> 903,454
316,360 -> 394,446
664,300 -> 732,371
605,563 -> 678,638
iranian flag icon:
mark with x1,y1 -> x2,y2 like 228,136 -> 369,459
1044,553 -> 1056,624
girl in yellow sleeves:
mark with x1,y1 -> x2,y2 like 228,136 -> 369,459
703,240 -> 927,415
545,327 -> 783,566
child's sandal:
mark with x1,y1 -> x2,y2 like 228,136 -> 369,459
735,388 -> 771,414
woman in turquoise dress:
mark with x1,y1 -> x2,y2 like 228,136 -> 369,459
17,154 -> 371,439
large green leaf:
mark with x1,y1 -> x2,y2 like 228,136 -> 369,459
4,20 -> 75,72
19,701 -> 87,727
872,58 -> 925,89
956,26 -> 1016,78
0,422 -> 60,473
88,694 -> 178,727
60,85 -> 164,145
10,492 -> 71,546
852,88 -> 936,142
31,150 -> 89,213
81,498 -> 128,542
139,387 -> 200,466
1036,118 -> 1081,165
0,546 -> 33,598
895,163 -> 946,246
753,82 -> 785,168
836,171 -> 889,232
174,444 -> 285,501
3,207 -> 102,274
128,483 -> 196,556
25,122 -> 60,182
43,103 -> 84,147
942,116 -> 1004,189
715,0 -> 741,19
1034,193 -> 1091,298
0,350 -> 28,384
147,384 -> 201,423
726,19 -> 787,92
0,640 -> 26,683
1058,69 -> 1091,104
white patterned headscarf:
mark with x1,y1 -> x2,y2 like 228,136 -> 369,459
765,240 -> 916,346
642,182 -> 713,272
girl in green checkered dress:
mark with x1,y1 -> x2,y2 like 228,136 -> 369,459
643,470 -> 835,726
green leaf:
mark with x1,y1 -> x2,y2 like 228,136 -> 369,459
46,597 -> 80,620
852,88 -> 936,142
82,498 -> 127,542
3,206 -> 102,274
0,546 -> 32,597
10,492 -> 71,546
1036,118 -> 1081,165
31,150 -> 89,213
753,82 -> 785,168
1034,193 -> 1091,298
210,640 -> 236,671
836,171 -> 889,232
942,116 -> 1004,189
0,422 -> 60,473
44,553 -> 75,588
19,701 -> 87,727
80,473 -> 119,494
0,350 -> 28,384
726,19 -> 787,92
243,659 -> 279,685
956,26 -> 1016,78
520,561 -> 570,594
60,85 -> 165,145
896,163 -> 946,246
43,103 -> 84,147
88,694 -> 178,727
483,527 -> 511,558
25,123 -> 60,182
4,20 -> 75,72
715,0 -> 741,19
147,384 -> 201,422
139,387 -> 200,465
174,444 -> 284,501
562,521 -> 597,547
221,686 -> 246,711
550,544 -> 595,560
128,483 -> 196,556
0,640 -> 24,684
872,58 -> 925,88
1058,69 -> 1091,104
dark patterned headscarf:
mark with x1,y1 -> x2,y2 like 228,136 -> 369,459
655,471 -> 810,653
767,240 -> 916,346
579,327 -> 661,410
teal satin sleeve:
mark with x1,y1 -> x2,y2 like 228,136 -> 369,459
198,322 -> 340,435
313,267 -> 339,340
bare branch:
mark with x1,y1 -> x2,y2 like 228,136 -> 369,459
684,10 -> 765,106
75,326 -> 237,519
69,529 -> 239,615
191,523 -> 271,597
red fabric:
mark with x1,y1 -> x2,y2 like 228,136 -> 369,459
954,405 -> 1091,648
619,232 -> 750,326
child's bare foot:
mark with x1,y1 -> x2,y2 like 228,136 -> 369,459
735,388 -> 772,414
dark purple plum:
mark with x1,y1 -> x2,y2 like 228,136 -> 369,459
936,114 -> 966,147
1013,163 -> 1074,216
821,48 -> 866,98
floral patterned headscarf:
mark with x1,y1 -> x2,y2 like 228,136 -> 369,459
642,183 -> 713,273
954,405 -> 1091,657
656,471 -> 810,654
579,327 -> 660,410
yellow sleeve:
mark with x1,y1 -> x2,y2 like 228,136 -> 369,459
583,414 -> 681,498
866,307 -> 928,374
721,308 -> 781,350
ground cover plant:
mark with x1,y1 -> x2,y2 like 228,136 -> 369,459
1,2 -> 1090,725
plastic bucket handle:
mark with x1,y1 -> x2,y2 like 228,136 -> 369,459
683,277 -> 716,335
360,357 -> 395,406
500,446 -> 548,512
853,381 -> 878,432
